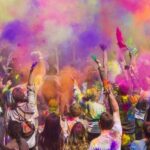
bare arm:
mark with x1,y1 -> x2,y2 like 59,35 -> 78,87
97,62 -> 106,83
109,90 -> 122,135
103,50 -> 108,78
91,55 -> 107,85
108,91 -> 119,113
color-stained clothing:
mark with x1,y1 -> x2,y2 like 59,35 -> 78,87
130,139 -> 147,150
61,116 -> 88,138
89,113 -> 122,150
7,85 -> 38,149
117,95 -> 135,146
87,101 -> 106,134
87,101 -> 106,121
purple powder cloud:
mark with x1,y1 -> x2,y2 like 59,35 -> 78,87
2,20 -> 31,44
78,27 -> 100,49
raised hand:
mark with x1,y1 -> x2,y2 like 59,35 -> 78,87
91,55 -> 102,67
30,61 -> 38,73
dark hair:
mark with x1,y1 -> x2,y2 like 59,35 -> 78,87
70,103 -> 81,117
143,122 -> 150,150
39,113 -> 63,150
67,122 -> 88,150
12,87 -> 26,103
136,100 -> 148,111
99,112 -> 114,130
8,120 -> 22,150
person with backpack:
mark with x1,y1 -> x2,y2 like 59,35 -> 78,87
6,120 -> 29,150
0,120 -> 29,150
6,62 -> 39,149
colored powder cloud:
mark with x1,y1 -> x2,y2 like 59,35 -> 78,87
0,0 -> 150,96
0,0 -> 29,23
2,20 -> 31,44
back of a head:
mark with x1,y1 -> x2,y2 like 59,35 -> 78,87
69,122 -> 88,149
70,103 -> 81,117
70,122 -> 86,142
99,112 -> 114,130
85,88 -> 97,102
136,100 -> 148,111
43,113 -> 61,136
41,113 -> 62,149
12,87 -> 26,103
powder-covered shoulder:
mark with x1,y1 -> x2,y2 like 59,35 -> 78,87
89,137 -> 100,149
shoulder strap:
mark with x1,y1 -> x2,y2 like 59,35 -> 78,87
15,108 -> 26,122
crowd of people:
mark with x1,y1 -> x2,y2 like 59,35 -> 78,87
0,48 -> 150,150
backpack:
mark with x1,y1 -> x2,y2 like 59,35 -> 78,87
15,107 -> 35,139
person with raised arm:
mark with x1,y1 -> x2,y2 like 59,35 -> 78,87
89,87 -> 122,150
7,62 -> 39,150
89,56 -> 122,150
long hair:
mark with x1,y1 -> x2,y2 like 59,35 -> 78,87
40,113 -> 63,150
8,120 -> 22,150
143,122 -> 150,150
67,122 -> 88,150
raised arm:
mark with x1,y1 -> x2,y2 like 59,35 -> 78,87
27,62 -> 38,116
102,48 -> 108,79
108,91 -> 119,113
97,61 -> 110,93
92,56 -> 113,113
28,62 -> 38,86
73,79 -> 82,103
108,89 -> 122,135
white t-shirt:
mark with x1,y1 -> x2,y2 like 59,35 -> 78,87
89,113 -> 122,150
